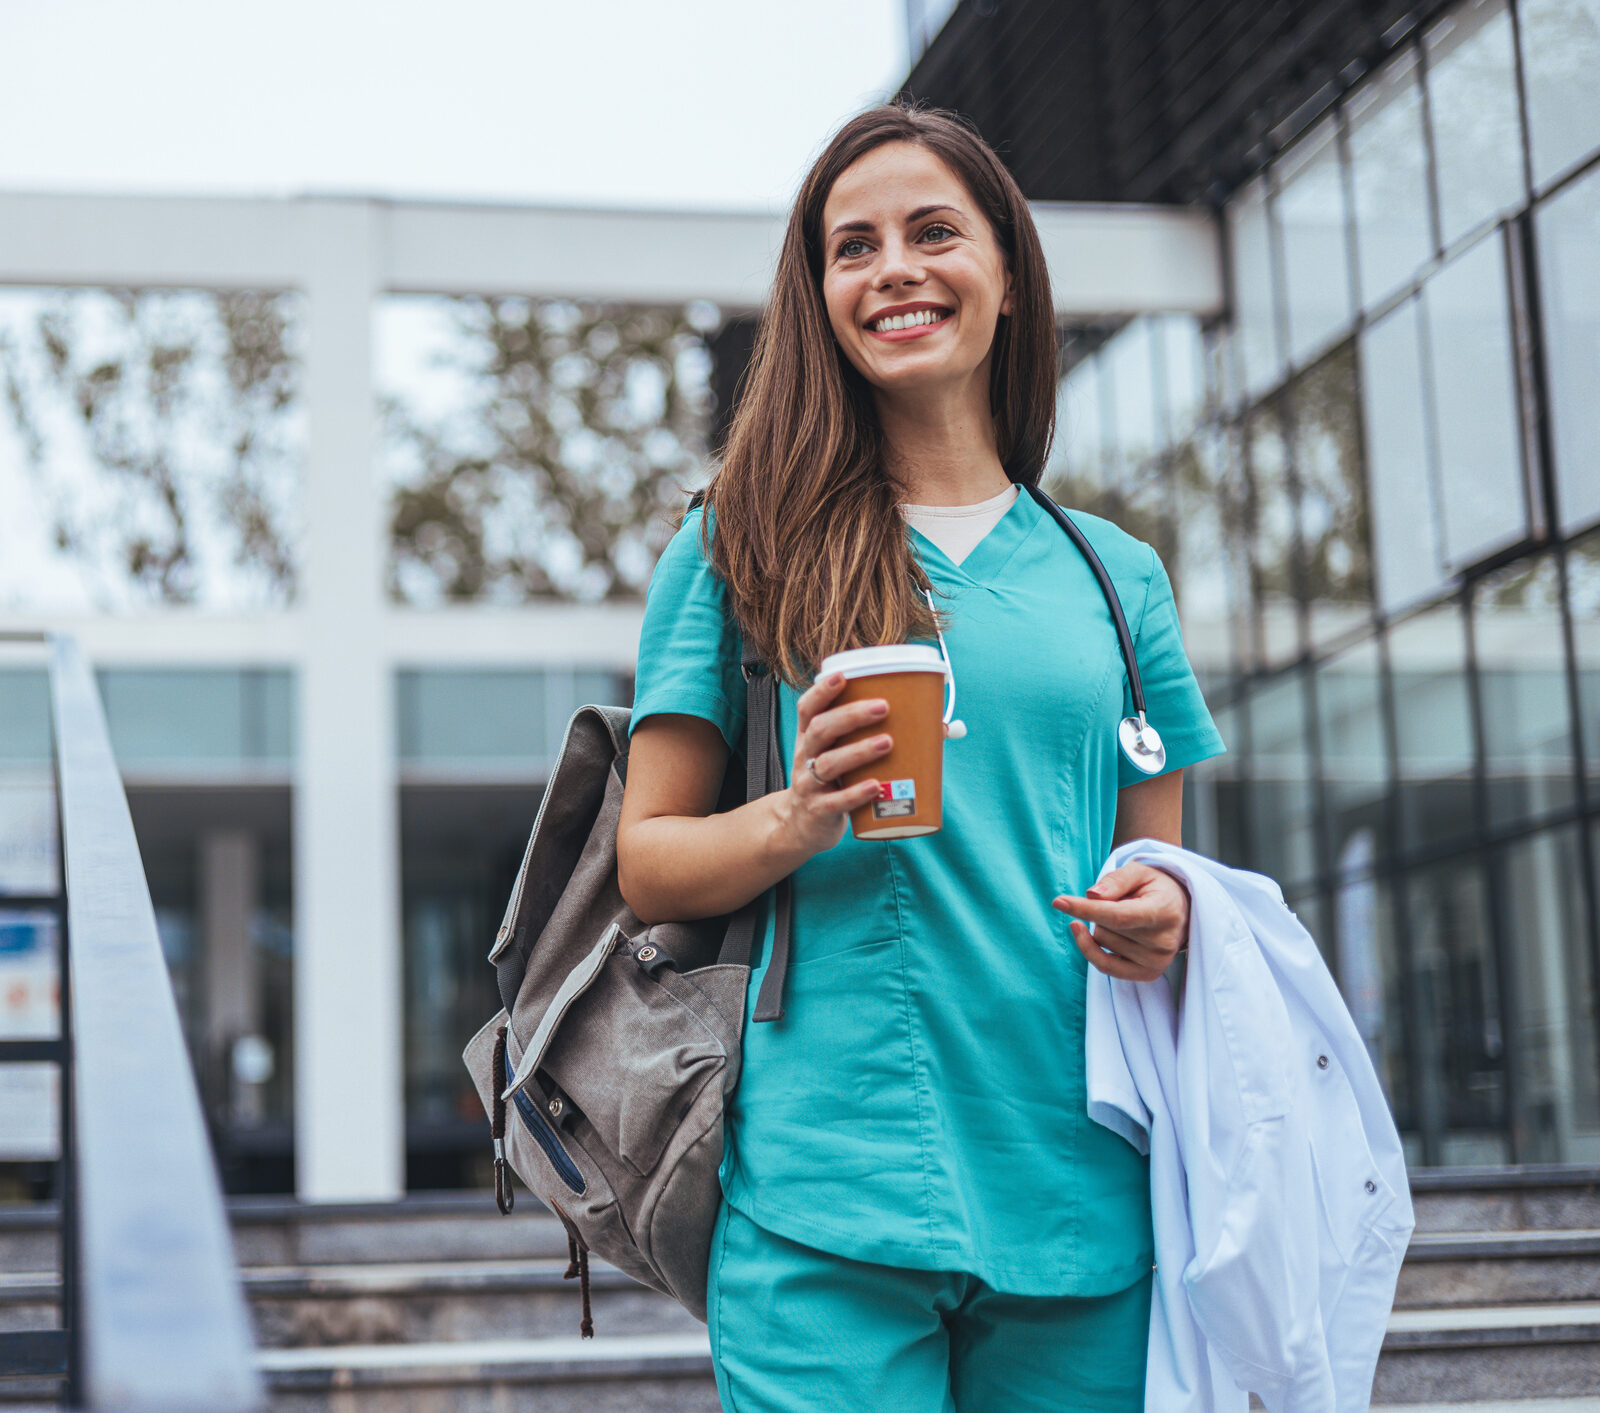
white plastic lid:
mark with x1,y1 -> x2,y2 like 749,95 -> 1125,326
819,644 -> 946,680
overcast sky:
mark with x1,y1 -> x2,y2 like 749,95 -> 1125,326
0,0 -> 909,211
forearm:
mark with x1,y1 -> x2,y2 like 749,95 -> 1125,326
620,790 -> 814,924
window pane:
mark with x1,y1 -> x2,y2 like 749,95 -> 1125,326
1245,669 -> 1317,888
1421,231 -> 1529,569
1175,426 -> 1248,674
1247,402 -> 1299,665
1333,864 -> 1409,1125
1292,344 -> 1374,647
397,669 -> 550,773
1425,0 -> 1527,246
1390,603 -> 1478,853
1474,554 -> 1577,828
1319,638 -> 1392,867
1407,856 -> 1508,1164
96,669 -> 295,775
1360,298 -> 1446,609
1056,353 -> 1108,491
1494,826 -> 1600,1162
1276,118 -> 1356,369
1534,163 -> 1600,535
1197,697 -> 1250,867
1106,319 -> 1158,481
1228,180 -> 1283,398
1156,315 -> 1205,448
1570,526 -> 1600,804
1519,0 -> 1600,190
1348,50 -> 1435,308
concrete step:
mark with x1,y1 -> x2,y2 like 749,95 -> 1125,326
2,1256 -> 698,1348
1410,1167 -> 1600,1236
259,1331 -> 719,1413
1375,1302 -> 1600,1404
0,1192 -> 568,1274
1397,1229 -> 1600,1307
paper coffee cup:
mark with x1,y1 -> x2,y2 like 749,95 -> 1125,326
817,644 -> 946,840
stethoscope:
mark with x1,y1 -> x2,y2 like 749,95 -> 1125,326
918,483 -> 1167,776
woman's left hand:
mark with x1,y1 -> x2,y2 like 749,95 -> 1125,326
1052,863 -> 1190,982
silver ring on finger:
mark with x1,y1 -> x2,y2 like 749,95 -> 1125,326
806,756 -> 833,788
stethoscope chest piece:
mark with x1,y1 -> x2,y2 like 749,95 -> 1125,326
1118,713 -> 1166,774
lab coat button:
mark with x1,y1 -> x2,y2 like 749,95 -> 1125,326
1317,1054 -> 1330,1069
1364,1179 -> 1377,1194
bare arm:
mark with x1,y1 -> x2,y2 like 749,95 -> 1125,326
1110,767 -> 1183,848
616,673 -> 900,926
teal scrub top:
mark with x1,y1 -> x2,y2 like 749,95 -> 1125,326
629,489 -> 1227,1296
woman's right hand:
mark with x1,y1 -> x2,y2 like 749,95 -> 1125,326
779,670 -> 894,855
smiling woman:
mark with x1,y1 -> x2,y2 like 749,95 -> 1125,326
615,103 -> 1225,1413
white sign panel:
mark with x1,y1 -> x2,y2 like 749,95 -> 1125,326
0,909 -> 59,1160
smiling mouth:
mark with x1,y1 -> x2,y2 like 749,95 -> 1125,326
864,307 -> 947,334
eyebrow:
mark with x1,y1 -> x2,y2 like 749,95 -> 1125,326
827,204 -> 962,242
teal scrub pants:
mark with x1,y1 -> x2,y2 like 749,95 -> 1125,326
707,1202 -> 1152,1413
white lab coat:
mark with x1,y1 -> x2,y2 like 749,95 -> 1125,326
1084,838 -> 1414,1413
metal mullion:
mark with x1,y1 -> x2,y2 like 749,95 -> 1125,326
1413,21 -> 1446,261
1506,0 -> 1539,205
1464,581 -> 1523,1161
49,675 -> 80,1412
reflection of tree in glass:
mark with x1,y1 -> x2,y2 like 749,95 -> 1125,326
1290,343 -> 1371,608
0,289 -> 300,606
386,297 -> 714,604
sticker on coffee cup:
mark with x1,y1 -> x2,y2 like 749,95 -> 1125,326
873,779 -> 916,819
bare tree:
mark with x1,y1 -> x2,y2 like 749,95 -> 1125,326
0,288 -> 301,608
386,295 -> 715,605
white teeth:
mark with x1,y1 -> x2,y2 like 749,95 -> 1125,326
872,309 -> 948,332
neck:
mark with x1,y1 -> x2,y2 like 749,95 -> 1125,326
875,371 -> 1010,507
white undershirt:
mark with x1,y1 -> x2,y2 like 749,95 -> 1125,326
898,481 -> 1019,566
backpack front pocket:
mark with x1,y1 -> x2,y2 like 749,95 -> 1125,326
541,946 -> 726,1178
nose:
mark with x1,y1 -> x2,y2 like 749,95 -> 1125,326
875,232 -> 925,290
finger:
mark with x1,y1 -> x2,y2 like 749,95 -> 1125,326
1054,894 -> 1166,934
1071,919 -> 1171,970
1085,864 -> 1150,901
815,732 -> 892,782
813,777 -> 882,813
1070,920 -> 1164,983
811,697 -> 890,751
796,670 -> 846,737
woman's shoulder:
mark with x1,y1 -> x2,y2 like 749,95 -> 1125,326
1051,504 -> 1161,586
646,502 -> 728,604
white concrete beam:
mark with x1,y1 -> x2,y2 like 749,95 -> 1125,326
1033,203 -> 1224,319
0,191 -> 1223,318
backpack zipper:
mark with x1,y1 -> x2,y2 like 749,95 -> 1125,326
500,1026 -> 587,1194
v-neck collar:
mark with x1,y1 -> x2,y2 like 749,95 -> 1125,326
905,482 -> 1039,587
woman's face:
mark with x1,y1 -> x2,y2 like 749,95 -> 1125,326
819,141 -> 1012,401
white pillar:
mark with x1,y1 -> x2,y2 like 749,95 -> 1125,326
294,199 -> 403,1201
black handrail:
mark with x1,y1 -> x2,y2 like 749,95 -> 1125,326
0,632 -> 262,1410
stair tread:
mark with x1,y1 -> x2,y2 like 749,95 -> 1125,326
258,1330 -> 711,1372
1390,1302 -> 1600,1333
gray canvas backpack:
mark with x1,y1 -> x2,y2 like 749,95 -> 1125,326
461,636 -> 794,1333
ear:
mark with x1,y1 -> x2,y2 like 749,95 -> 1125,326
1000,269 -> 1014,318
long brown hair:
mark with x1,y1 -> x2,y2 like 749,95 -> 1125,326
695,103 -> 1058,689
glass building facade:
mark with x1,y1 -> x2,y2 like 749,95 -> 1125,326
1049,0 -> 1600,1166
